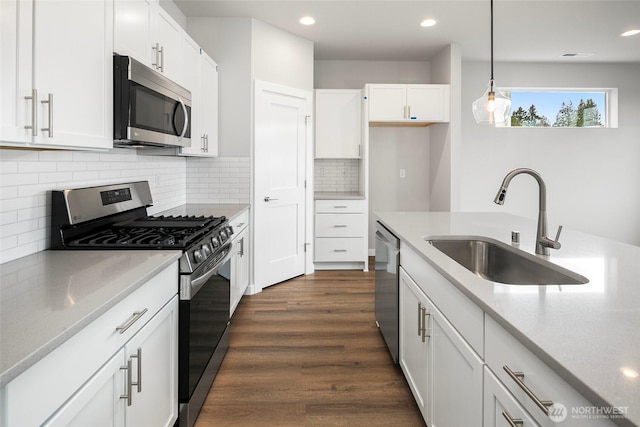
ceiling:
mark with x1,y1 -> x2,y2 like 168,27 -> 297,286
172,0 -> 640,63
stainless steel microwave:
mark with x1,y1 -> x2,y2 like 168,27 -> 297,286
113,53 -> 191,148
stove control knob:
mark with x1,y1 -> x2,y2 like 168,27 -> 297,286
193,249 -> 204,263
227,226 -> 234,236
202,244 -> 211,257
211,236 -> 220,248
220,230 -> 228,242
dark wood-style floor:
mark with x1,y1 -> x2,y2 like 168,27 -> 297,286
194,260 -> 425,426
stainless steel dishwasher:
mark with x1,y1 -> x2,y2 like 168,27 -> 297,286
375,221 -> 400,363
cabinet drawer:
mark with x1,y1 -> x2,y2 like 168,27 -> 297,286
4,262 -> 178,427
315,214 -> 365,237
315,199 -> 365,213
485,315 -> 616,427
315,238 -> 364,262
484,367 -> 539,427
230,209 -> 249,234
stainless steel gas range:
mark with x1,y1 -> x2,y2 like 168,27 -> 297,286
51,181 -> 233,427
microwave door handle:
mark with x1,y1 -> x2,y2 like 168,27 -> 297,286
177,98 -> 188,139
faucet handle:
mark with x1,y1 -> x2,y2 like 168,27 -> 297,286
554,225 -> 563,243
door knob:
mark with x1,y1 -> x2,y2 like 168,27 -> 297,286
264,196 -> 279,202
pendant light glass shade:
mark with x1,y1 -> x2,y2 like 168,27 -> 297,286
472,81 -> 512,125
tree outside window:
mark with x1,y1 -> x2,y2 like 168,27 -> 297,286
506,91 -> 606,128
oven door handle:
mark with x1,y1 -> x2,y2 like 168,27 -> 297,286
188,244 -> 232,298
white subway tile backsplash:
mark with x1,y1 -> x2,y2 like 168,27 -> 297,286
185,157 -> 250,205
1,148 -> 250,264
314,159 -> 360,192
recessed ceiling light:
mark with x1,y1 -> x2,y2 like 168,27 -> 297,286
621,29 -> 640,37
420,18 -> 437,28
299,16 -> 315,26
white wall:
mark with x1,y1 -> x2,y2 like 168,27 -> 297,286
252,19 -> 314,91
461,61 -> 640,246
314,60 -> 430,89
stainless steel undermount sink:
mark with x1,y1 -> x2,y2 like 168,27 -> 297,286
424,235 -> 589,285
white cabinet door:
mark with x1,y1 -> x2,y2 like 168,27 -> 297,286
230,228 -> 249,317
43,350 -> 126,427
367,84 -> 406,121
114,0 -> 154,64
1,0 -> 113,150
125,296 -> 178,427
399,268 -> 431,422
406,84 -> 449,122
32,0 -> 113,149
178,34 -> 203,156
399,267 -> 483,426
200,53 -> 219,156
0,0 -> 32,144
430,292 -> 483,427
484,367 -> 540,427
315,89 -> 362,159
154,6 -> 181,81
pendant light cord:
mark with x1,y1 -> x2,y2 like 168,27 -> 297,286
490,0 -> 495,90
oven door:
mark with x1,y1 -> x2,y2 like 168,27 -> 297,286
178,243 -> 231,415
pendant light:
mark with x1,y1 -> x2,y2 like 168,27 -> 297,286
472,0 -> 511,125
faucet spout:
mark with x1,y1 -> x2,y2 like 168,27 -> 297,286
493,168 -> 560,256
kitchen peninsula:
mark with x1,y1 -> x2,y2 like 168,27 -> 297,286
376,211 -> 640,427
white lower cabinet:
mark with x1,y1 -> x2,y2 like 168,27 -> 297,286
399,267 -> 483,426
230,227 -> 249,316
314,199 -> 368,270
44,295 -> 178,427
484,367 -> 539,427
2,262 -> 178,427
397,241 -> 617,427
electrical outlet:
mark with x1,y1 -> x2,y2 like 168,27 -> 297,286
400,169 -> 406,178
342,168 -> 348,176
320,168 -> 325,176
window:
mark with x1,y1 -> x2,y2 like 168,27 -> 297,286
501,88 -> 617,128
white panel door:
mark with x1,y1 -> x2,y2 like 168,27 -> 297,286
254,80 -> 311,289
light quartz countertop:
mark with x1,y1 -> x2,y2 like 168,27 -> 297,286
0,250 -> 181,387
376,212 -> 640,427
158,203 -> 249,220
314,191 -> 365,200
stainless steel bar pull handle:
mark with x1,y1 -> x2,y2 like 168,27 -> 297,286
120,359 -> 133,406
417,303 -> 422,336
40,93 -> 53,137
152,43 -> 160,69
421,307 -> 430,342
502,411 -> 524,427
24,89 -> 37,136
116,308 -> 148,334
130,348 -> 142,393
159,45 -> 164,72
503,365 -> 554,415
333,225 -> 348,228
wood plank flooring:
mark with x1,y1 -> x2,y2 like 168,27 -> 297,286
194,261 -> 425,426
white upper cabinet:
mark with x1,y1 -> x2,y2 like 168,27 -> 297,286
114,0 -> 181,82
315,89 -> 362,159
367,84 -> 450,124
1,0 -> 113,150
178,34 -> 218,157
113,0 -> 154,64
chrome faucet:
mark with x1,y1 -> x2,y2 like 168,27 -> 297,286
494,168 -> 562,255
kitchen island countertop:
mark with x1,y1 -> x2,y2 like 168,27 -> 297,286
376,211 -> 640,427
0,249 -> 181,387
